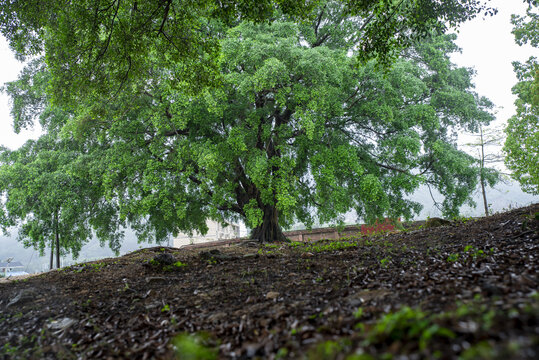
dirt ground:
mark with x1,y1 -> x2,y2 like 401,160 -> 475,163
1,204 -> 538,359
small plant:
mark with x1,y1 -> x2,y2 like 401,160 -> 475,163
275,347 -> 289,359
463,246 -> 486,260
307,340 -> 349,360
361,306 -> 455,351
161,304 -> 170,313
88,262 -> 106,272
459,341 -> 496,360
288,241 -> 305,249
447,253 -> 460,262
163,261 -> 189,271
173,332 -> 218,360
1,343 -> 19,355
453,215 -> 474,224
380,258 -> 390,268
305,240 -> 358,253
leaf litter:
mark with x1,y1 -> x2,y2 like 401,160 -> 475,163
0,204 -> 537,359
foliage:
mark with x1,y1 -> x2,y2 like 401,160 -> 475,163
0,135 -> 123,267
0,3 -> 496,243
504,3 -> 539,194
0,69 -> 121,265
81,25 -> 492,240
0,0 -> 496,105
0,56 -> 128,265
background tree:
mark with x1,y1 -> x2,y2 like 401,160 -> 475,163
0,136 -> 123,269
0,61 -> 123,268
464,123 -> 505,216
504,2 -> 539,195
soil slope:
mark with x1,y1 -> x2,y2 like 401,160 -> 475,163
1,204 -> 538,359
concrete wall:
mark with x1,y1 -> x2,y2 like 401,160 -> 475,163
284,219 -> 397,242
175,219 -> 398,249
284,226 -> 362,242
173,220 -> 241,247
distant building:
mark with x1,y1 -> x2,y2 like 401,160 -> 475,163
173,220 -> 241,247
0,260 -> 29,277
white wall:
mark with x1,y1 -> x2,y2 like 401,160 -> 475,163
173,220 -> 240,247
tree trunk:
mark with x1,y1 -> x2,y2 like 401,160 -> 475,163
250,206 -> 288,243
479,126 -> 489,217
55,231 -> 60,269
55,211 -> 60,269
480,175 -> 489,217
49,238 -> 54,270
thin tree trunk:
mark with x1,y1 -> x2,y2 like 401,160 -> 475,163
55,231 -> 60,269
55,211 -> 60,269
480,176 -> 489,217
250,205 -> 288,243
49,238 -> 54,270
480,126 -> 489,217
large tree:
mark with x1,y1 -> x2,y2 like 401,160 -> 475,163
504,2 -> 539,195
1,2 -> 496,243
37,17 -> 491,242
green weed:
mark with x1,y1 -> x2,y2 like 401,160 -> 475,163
307,340 -> 352,360
447,253 -> 460,262
287,241 -> 305,249
360,307 -> 455,351
275,347 -> 289,359
173,332 -> 218,360
306,240 -> 358,253
1,343 -> 18,355
163,261 -> 188,271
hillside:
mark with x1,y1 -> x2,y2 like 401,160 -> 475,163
0,204 -> 538,359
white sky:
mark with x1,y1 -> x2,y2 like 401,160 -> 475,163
0,0 -> 536,150
0,36 -> 36,150
450,0 -> 537,131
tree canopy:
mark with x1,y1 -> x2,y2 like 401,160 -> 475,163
504,3 -> 539,195
0,1 -> 498,244
0,135 -> 123,268
0,0 -> 496,106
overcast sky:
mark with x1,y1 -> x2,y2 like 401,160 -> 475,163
0,0 -> 536,150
